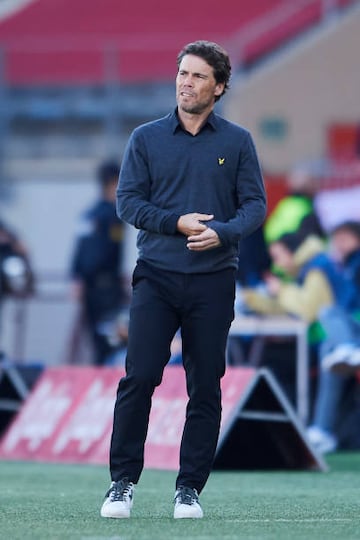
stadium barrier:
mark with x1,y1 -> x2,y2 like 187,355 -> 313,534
0,365 -> 326,471
0,357 -> 43,437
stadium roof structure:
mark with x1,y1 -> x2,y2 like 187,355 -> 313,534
0,0 -> 356,85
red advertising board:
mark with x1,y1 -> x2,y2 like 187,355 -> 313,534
0,365 -> 255,468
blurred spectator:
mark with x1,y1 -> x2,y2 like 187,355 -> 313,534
69,160 -> 128,365
330,220 -> 360,296
241,231 -> 349,366
264,163 -> 325,245
0,219 -> 34,358
242,233 -> 353,323
0,219 -> 34,300
242,232 -> 359,453
321,220 -> 360,373
321,308 -> 360,375
306,222 -> 360,452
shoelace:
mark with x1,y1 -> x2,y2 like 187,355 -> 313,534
107,479 -> 133,502
175,487 -> 199,506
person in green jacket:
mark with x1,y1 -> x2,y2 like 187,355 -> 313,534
265,163 -> 324,245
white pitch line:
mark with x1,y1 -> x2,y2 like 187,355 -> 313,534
225,518 -> 357,523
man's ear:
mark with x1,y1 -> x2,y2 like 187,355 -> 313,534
214,83 -> 225,97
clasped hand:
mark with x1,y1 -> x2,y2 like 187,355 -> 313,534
177,213 -> 221,251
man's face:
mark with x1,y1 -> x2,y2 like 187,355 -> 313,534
176,54 -> 224,115
331,230 -> 360,261
269,242 -> 296,275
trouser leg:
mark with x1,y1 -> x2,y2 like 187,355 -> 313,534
319,306 -> 359,356
109,268 -> 179,483
176,270 -> 235,493
85,287 -> 119,366
314,307 -> 353,432
312,368 -> 349,433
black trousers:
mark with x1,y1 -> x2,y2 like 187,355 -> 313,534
109,260 -> 235,493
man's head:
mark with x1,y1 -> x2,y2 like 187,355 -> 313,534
269,233 -> 303,275
97,160 -> 120,202
176,40 -> 231,115
177,40 -> 231,100
330,221 -> 360,261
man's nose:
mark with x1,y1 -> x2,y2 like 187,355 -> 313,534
183,75 -> 194,86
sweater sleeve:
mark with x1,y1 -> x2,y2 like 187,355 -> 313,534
209,132 -> 267,246
116,130 -> 180,235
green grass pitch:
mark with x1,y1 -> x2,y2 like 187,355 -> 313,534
1,453 -> 360,540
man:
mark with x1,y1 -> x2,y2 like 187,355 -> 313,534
264,162 -> 325,245
243,230 -> 358,454
0,220 -> 34,339
0,220 -> 34,300
70,160 -> 127,365
101,40 -> 266,520
321,221 -> 360,374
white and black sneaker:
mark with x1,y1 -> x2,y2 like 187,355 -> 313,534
173,486 -> 204,519
100,478 -> 134,518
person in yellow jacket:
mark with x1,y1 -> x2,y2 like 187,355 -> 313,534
243,232 -> 357,454
243,234 -> 346,323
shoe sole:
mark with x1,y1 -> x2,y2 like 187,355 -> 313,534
100,500 -> 132,519
100,509 -> 131,519
174,506 -> 204,519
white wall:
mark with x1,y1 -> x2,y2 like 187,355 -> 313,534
1,179 -> 97,275
0,173 -> 138,365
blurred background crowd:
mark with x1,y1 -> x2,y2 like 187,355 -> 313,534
0,0 -> 360,454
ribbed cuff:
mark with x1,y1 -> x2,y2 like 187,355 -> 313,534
162,213 -> 181,234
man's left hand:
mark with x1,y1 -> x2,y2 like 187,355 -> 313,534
187,228 -> 221,251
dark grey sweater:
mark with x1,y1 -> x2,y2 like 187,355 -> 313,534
117,109 -> 266,273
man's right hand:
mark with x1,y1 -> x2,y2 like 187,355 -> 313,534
177,213 -> 214,236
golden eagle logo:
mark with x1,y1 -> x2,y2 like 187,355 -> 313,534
218,157 -> 225,165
